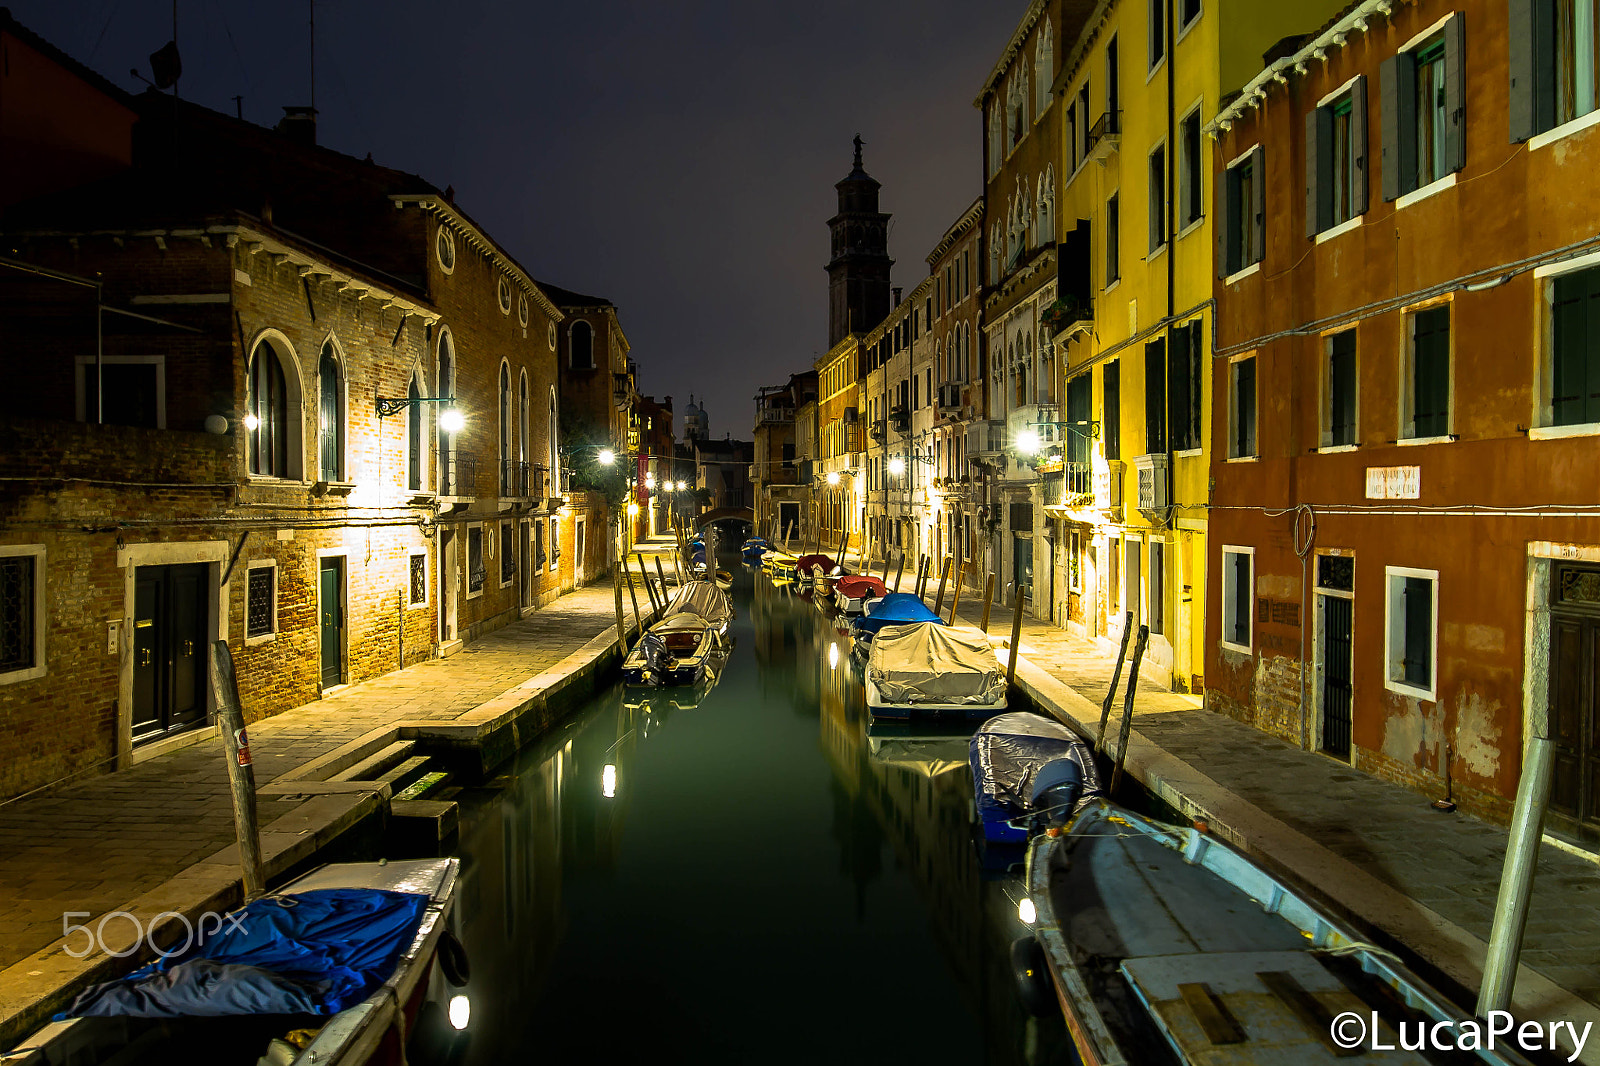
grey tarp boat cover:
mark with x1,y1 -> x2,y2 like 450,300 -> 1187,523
663,580 -> 734,628
866,623 -> 1005,705
971,711 -> 1103,812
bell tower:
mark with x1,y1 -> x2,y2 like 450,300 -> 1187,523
825,135 -> 893,347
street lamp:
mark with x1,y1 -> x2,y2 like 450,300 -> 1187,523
887,457 -> 905,477
375,394 -> 466,432
597,448 -> 616,465
1015,428 -> 1041,455
676,480 -> 686,491
826,470 -> 841,486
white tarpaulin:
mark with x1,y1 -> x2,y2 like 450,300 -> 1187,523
867,623 -> 1005,705
663,580 -> 734,629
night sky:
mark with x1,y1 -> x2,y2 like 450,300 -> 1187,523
12,1 -> 1025,439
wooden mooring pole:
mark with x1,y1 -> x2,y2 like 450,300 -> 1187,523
946,560 -> 967,624
1096,611 -> 1136,754
1110,626 -> 1151,795
893,551 -> 906,592
979,572 -> 995,633
613,567 -> 630,651
932,557 -> 952,615
208,641 -> 265,899
1005,582 -> 1028,689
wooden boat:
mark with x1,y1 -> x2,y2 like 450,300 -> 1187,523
834,574 -> 887,614
10,859 -> 466,1066
660,578 -> 734,637
864,623 -> 1007,720
1015,802 -> 1535,1065
621,614 -> 726,686
789,553 -> 836,587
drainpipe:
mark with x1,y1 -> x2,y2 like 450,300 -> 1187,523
1163,0 -> 1177,667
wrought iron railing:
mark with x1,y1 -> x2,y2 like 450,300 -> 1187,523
501,459 -> 531,497
441,451 -> 478,497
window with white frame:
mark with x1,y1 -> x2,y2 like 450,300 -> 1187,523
318,341 -> 344,483
407,373 -> 426,492
1229,356 -> 1257,458
1179,105 -> 1204,230
0,545 -> 46,683
1382,17 -> 1464,199
500,519 -> 516,585
1149,539 -> 1165,635
1221,546 -> 1253,653
467,526 -> 485,596
409,552 -> 428,607
76,356 -> 164,428
1148,141 -> 1168,252
1385,566 -> 1438,699
498,276 -> 512,316
1179,0 -> 1201,33
1510,0 -> 1600,141
1307,79 -> 1368,234
1035,19 -> 1054,114
1106,191 -> 1121,285
1149,0 -> 1166,69
245,560 -> 277,642
436,226 -> 456,273
1547,262 -> 1600,426
1403,303 -> 1451,439
247,336 -> 298,479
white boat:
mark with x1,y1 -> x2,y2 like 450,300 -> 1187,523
660,578 -> 734,637
621,614 -> 726,686
864,622 -> 1007,719
8,858 -> 467,1066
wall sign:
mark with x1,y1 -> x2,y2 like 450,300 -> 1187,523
1365,466 -> 1420,499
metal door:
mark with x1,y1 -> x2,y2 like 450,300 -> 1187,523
319,558 -> 344,689
1320,594 -> 1354,758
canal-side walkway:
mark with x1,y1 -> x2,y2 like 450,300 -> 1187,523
929,594 -> 1600,1060
0,539 -> 679,1046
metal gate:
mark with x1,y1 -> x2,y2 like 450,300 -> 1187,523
1320,594 -> 1353,758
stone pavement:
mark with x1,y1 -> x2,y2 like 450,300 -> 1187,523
927,593 -> 1600,1014
0,543 -> 675,977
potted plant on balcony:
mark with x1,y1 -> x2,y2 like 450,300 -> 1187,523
1041,294 -> 1088,334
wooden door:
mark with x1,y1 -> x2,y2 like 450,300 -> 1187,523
131,563 -> 207,742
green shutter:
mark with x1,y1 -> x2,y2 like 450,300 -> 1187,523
1218,158 -> 1235,278
1331,331 -> 1357,446
1443,13 -> 1466,172
1168,327 -> 1191,449
1381,52 -> 1418,200
1508,0 -> 1556,141
1413,306 -> 1451,437
1103,361 -> 1121,460
1552,267 -> 1600,426
1145,339 -> 1166,454
1350,76 -> 1369,216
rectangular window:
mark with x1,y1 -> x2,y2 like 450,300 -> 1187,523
1168,321 -> 1203,451
1144,338 -> 1166,453
1148,143 -> 1167,252
535,520 -> 547,569
1068,105 -> 1080,173
1306,78 -> 1368,234
1386,567 -> 1438,699
1078,82 -> 1091,163
1328,330 -> 1358,446
1103,361 -> 1121,460
76,358 -> 164,429
1407,305 -> 1451,438
409,552 -> 428,606
1229,357 -> 1257,458
500,519 -> 516,584
1222,546 -> 1253,652
1180,0 -> 1201,31
1106,35 -> 1119,117
0,547 -> 44,682
468,527 -> 485,594
1558,0 -> 1600,125
1149,540 -> 1165,635
245,563 -> 276,640
1179,107 -> 1203,229
1149,0 -> 1166,68
1106,192 -> 1121,285
551,520 -> 561,569
1221,147 -> 1264,276
1551,264 -> 1600,425
1382,18 -> 1464,199
1069,529 -> 1083,591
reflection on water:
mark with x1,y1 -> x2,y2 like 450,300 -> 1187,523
450,561 -> 1077,1065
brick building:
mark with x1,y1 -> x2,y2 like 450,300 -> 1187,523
631,394 -> 675,538
753,372 -> 815,544
0,28 -> 612,802
1208,0 -> 1600,829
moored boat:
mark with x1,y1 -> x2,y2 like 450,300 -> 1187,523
661,578 -> 735,636
621,614 -> 726,686
969,712 -> 1101,845
11,859 -> 468,1066
833,574 -> 887,614
864,622 -> 1006,720
848,592 -> 944,660
1014,802 -> 1535,1065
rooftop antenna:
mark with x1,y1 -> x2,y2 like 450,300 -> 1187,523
308,0 -> 316,115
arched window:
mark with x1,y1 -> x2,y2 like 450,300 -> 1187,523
571,321 -> 594,369
1035,20 -> 1054,114
437,329 -> 456,493
499,363 -> 512,495
989,224 -> 1001,283
247,340 -> 290,477
1041,167 -> 1056,243
318,340 -> 343,482
548,388 -> 560,495
519,371 -> 529,467
407,372 -> 424,491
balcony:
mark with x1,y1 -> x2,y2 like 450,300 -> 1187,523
501,459 -> 532,498
888,405 -> 910,433
937,383 -> 961,415
869,419 -> 887,442
1086,110 -> 1121,164
440,450 -> 478,498
1044,462 -> 1094,508
966,419 -> 1005,458
1134,453 -> 1169,509
757,406 -> 795,425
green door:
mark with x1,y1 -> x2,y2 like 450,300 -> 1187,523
319,558 -> 344,688
131,563 -> 207,742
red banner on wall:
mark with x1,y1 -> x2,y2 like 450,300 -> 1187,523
637,455 -> 650,505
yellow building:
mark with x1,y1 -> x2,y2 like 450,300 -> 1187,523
815,335 -> 864,559
1046,0 -> 1345,691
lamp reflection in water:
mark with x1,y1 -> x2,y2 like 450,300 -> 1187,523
602,764 -> 617,799
828,642 -> 839,669
449,994 -> 471,1030
1018,897 -> 1036,925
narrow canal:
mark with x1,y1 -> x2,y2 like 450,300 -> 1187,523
448,555 -> 1077,1065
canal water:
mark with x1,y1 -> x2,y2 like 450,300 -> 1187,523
447,558 -> 1077,1065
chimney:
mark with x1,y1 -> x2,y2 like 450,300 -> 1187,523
664,395 -> 673,410
893,286 -> 903,304
276,106 -> 318,147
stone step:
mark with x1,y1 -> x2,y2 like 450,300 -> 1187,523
389,799 -> 459,855
375,754 -> 433,794
329,740 -> 416,783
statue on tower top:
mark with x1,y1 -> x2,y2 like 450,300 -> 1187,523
853,133 -> 864,169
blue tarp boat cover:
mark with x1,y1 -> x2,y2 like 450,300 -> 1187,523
60,888 -> 429,1019
851,593 -> 944,636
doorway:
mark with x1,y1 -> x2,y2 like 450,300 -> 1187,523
1125,537 -> 1142,625
440,529 -> 458,642
1013,534 -> 1033,604
576,520 -> 586,585
319,557 -> 345,689
1318,594 -> 1354,758
1551,566 -> 1600,833
131,563 -> 208,743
